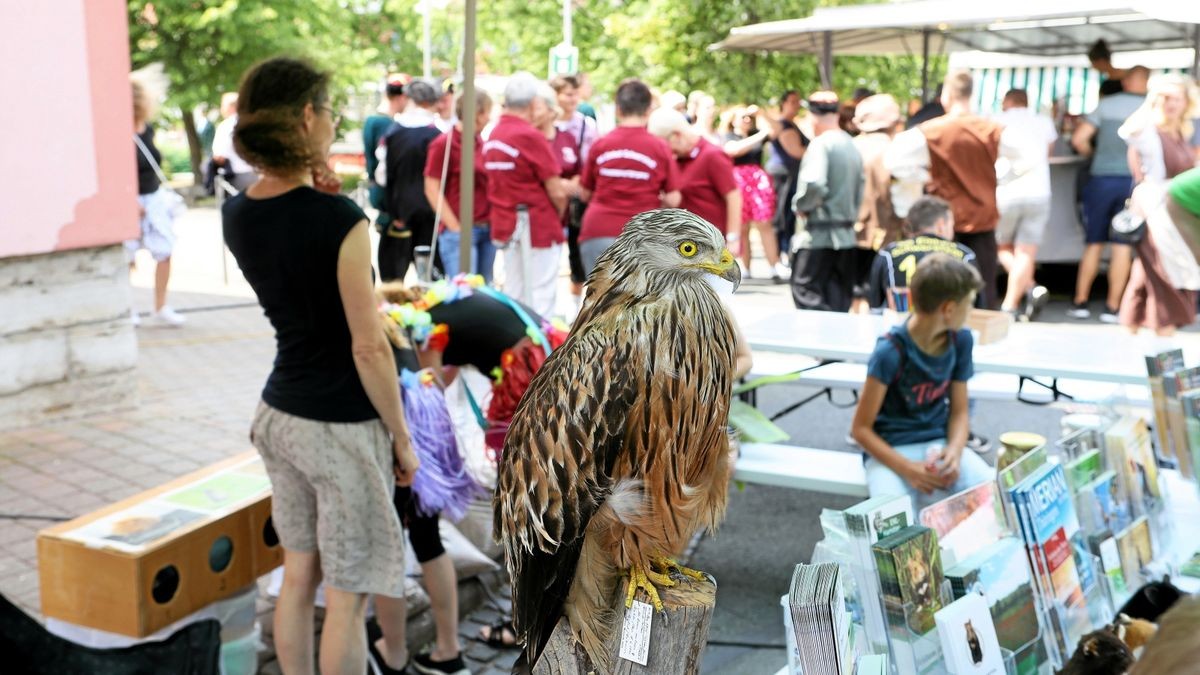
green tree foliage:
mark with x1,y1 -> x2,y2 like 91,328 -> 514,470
127,0 -> 945,178
127,0 -> 393,176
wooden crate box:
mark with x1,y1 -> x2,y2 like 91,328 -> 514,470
37,451 -> 280,637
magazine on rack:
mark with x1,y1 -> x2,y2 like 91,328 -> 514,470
944,537 -> 1045,674
1063,449 -> 1103,492
935,593 -> 1005,674
1162,366 -> 1200,477
873,525 -> 945,674
843,494 -> 913,652
1076,470 -> 1133,537
1145,348 -> 1184,464
919,482 -> 1004,566
1103,416 -> 1161,516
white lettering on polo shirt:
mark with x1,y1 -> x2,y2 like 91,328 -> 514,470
596,149 -> 657,169
484,140 -> 520,158
599,167 -> 651,180
485,161 -> 516,171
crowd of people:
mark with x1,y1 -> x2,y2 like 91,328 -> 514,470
355,57 -> 1199,335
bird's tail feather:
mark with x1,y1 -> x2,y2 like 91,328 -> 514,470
563,478 -> 645,671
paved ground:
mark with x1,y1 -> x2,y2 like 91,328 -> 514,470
0,204 -> 1121,673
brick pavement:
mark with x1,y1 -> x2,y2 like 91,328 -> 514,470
0,294 -> 526,672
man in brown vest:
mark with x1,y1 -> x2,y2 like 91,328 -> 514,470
885,70 -> 1035,309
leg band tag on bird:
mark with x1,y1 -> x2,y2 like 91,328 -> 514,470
618,600 -> 653,666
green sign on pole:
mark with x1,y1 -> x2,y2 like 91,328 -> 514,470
549,43 -> 578,77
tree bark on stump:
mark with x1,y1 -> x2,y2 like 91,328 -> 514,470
532,573 -> 717,675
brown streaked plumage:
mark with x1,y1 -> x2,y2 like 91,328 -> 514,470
493,208 -> 742,673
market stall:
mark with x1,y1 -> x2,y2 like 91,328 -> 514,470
714,1 -> 1200,264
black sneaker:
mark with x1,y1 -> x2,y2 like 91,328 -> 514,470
366,619 -> 409,675
1066,302 -> 1090,319
411,651 -> 470,675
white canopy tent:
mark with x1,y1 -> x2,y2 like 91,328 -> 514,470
714,0 -> 1200,96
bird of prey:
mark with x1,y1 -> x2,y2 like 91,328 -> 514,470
493,209 -> 742,672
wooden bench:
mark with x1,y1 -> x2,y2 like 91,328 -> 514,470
733,442 -> 869,498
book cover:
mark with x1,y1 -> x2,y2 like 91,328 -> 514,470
1011,464 -> 1084,609
945,537 -> 1043,674
998,444 -> 1048,530
1115,517 -> 1152,588
1182,391 -> 1200,483
1104,416 -> 1161,515
1164,367 -> 1200,477
919,482 -> 1004,566
1146,349 -> 1184,462
873,525 -> 945,636
1076,470 -> 1132,536
935,593 -> 1005,674
1063,449 -> 1103,492
844,494 -> 914,652
1181,549 -> 1200,579
1096,536 -> 1128,596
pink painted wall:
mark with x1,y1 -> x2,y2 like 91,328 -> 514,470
0,1 -> 139,259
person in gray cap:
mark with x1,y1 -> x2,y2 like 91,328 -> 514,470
850,94 -> 905,313
375,78 -> 445,281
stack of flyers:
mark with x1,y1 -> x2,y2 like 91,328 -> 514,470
843,494 -> 913,652
787,563 -> 853,675
873,526 -> 945,674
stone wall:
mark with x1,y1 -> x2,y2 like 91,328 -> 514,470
0,245 -> 137,429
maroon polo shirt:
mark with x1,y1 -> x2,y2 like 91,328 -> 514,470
677,137 -> 737,234
483,114 -> 563,247
424,127 -> 489,228
579,126 -> 680,242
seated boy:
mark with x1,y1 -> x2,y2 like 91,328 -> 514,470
851,253 -> 994,509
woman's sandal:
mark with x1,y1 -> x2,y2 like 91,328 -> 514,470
478,618 -> 519,649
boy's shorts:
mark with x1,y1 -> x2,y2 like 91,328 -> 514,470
250,401 -> 407,597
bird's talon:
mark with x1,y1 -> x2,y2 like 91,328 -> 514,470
650,555 -> 708,582
626,565 -> 665,611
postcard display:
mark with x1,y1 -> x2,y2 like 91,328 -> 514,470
786,407 -> 1193,675
37,451 -> 280,637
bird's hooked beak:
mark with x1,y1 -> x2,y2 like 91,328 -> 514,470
697,248 -> 741,292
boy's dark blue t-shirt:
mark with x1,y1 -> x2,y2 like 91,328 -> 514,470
866,321 -> 973,447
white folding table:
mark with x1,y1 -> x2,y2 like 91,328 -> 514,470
737,307 -> 1200,388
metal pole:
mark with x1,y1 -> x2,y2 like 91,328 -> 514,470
1193,25 -> 1199,76
563,0 -> 572,47
820,31 -> 833,89
459,0 -> 476,276
423,1 -> 432,79
921,29 -> 931,102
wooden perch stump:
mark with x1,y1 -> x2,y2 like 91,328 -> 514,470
533,572 -> 717,675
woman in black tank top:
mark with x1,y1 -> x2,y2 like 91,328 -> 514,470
221,58 -> 419,674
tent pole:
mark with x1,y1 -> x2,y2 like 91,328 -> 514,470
821,31 -> 833,89
1193,25 -> 1199,76
459,0 -> 476,274
921,29 -> 931,101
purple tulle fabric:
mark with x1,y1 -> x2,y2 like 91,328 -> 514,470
400,370 -> 485,521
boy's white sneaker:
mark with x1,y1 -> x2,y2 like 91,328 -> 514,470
150,305 -> 186,327
130,307 -> 141,327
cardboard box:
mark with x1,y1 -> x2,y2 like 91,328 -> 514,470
966,309 -> 1010,345
37,451 -> 279,637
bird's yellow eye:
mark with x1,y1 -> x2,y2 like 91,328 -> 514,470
678,241 -> 698,258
